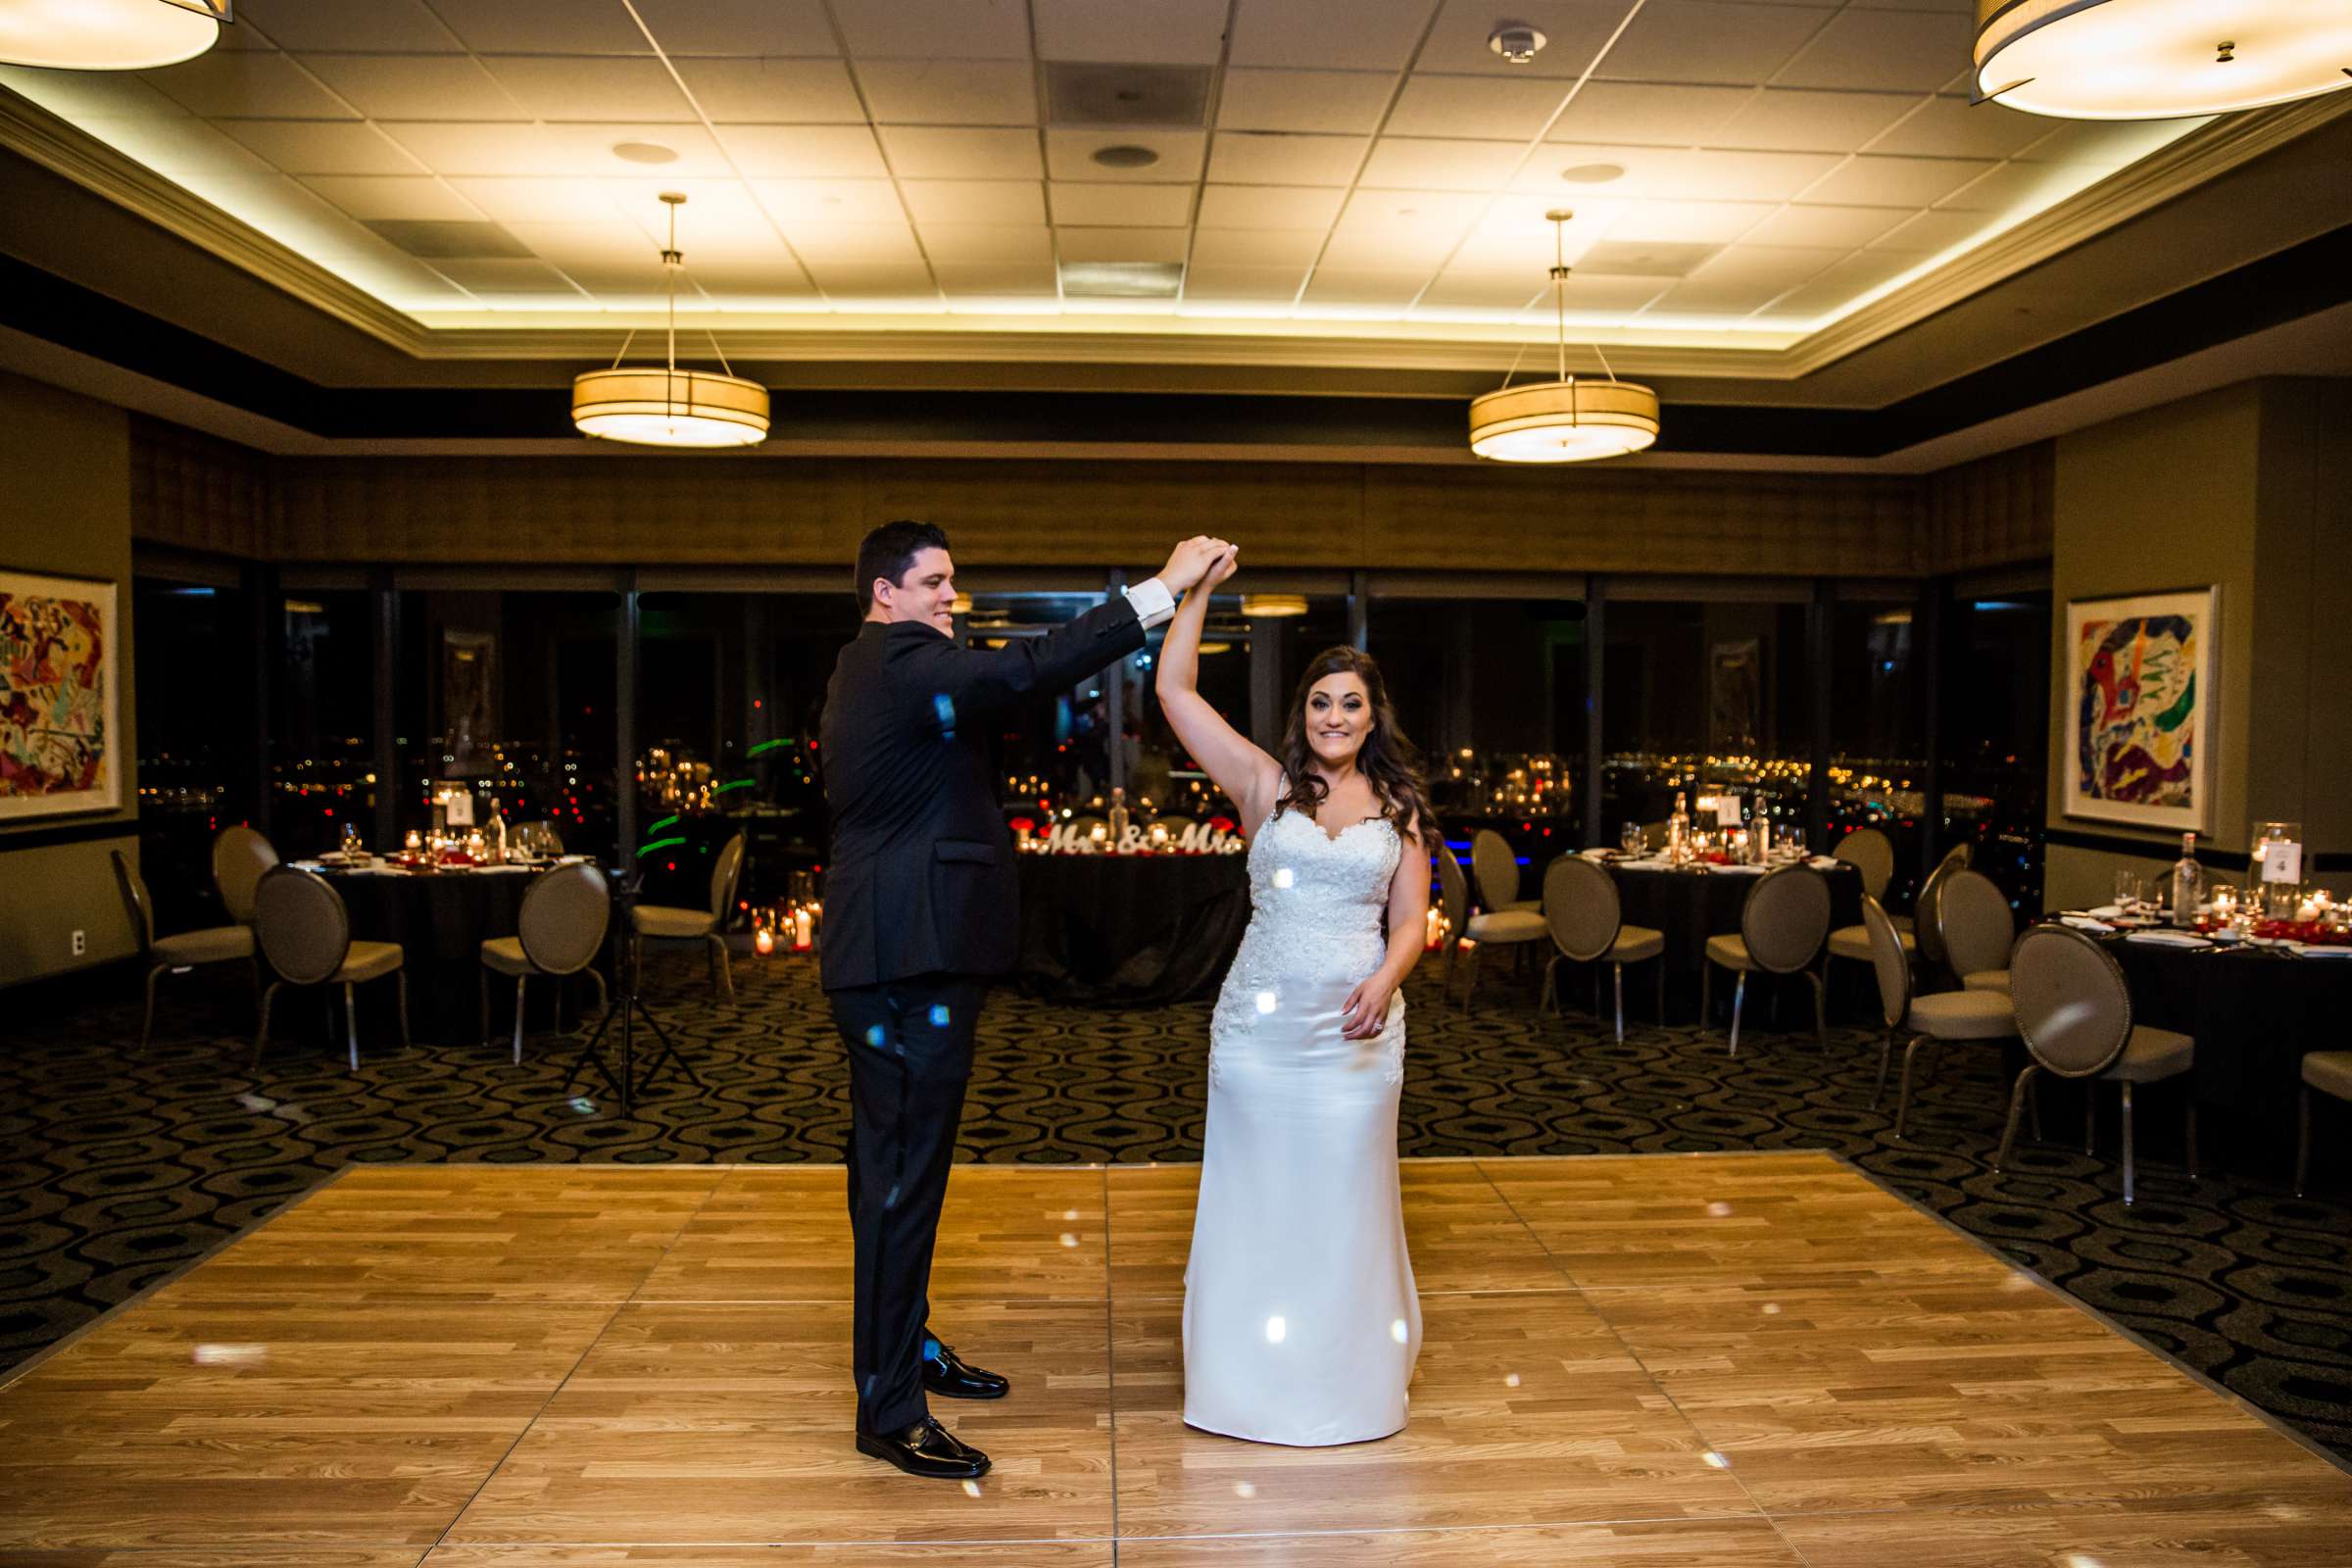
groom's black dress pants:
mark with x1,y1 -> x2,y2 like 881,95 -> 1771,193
827,970 -> 990,1436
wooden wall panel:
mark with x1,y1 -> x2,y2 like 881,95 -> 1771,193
1922,441 -> 2054,574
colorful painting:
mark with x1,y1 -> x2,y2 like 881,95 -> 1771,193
0,569 -> 120,820
2063,587 -> 2216,831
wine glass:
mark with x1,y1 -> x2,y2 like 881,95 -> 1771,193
1620,821 -> 1643,857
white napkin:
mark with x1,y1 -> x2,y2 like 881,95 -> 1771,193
2084,904 -> 2124,919
1712,862 -> 1769,875
2126,930 -> 2212,948
1580,847 -> 1612,859
1806,855 -> 1839,868
2061,914 -> 2116,932
2288,943 -> 2352,958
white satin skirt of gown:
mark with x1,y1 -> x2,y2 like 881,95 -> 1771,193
1182,809 -> 1422,1446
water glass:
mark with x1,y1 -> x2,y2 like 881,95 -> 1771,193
1620,821 -> 1643,857
2113,868 -> 2145,914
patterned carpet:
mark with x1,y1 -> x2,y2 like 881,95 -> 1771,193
4,948 -> 2349,1467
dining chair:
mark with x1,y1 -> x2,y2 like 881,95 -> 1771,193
1435,842 -> 1544,1010
212,823 -> 279,925
1860,893 -> 2017,1137
1995,922 -> 2195,1206
2296,1052 -> 2352,1197
1640,822 -> 1669,853
1937,868 -> 2017,997
112,849 -> 259,1049
1539,856 -> 1664,1042
1471,829 -> 1538,913
1833,826 -> 1894,901
480,860 -> 612,1064
1907,843 -> 1973,982
630,832 -> 747,1003
252,865 -> 408,1072
1702,863 -> 1831,1054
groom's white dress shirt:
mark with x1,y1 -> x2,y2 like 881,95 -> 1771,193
1124,577 -> 1178,630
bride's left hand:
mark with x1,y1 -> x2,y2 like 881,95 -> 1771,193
1340,978 -> 1393,1040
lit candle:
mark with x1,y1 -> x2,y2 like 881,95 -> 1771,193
795,906 -> 814,950
754,925 -> 775,956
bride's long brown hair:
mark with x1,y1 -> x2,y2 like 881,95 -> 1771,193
1273,646 -> 1436,843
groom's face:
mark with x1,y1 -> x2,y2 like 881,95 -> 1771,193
875,547 -> 958,636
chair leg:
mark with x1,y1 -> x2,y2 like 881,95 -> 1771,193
2084,1084 -> 2097,1156
2183,1094 -> 2197,1181
1612,961 -> 1625,1045
2028,1075 -> 2043,1143
712,934 -> 735,1004
343,981 -> 361,1073
1460,944 -> 1484,1011
1872,1029 -> 1891,1105
2296,1086 -> 2312,1198
1895,1035 -> 1931,1139
1541,955 -> 1560,1015
1995,1063 -> 2039,1170
1805,971 -> 1826,1050
395,970 -> 412,1049
252,980 -> 284,1069
513,974 -> 528,1065
249,956 -> 265,1020
2121,1080 -> 2136,1206
1727,972 -> 1747,1056
587,965 -> 609,1017
140,963 -> 163,1051
479,965 -> 493,1048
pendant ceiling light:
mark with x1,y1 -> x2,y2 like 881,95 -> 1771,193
1468,210 -> 1660,465
1973,0 -> 2352,120
1240,594 -> 1309,618
571,192 -> 769,449
0,0 -> 227,72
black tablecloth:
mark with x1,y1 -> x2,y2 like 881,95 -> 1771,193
318,867 -> 578,1043
1609,860 -> 1864,982
1016,853 -> 1251,1004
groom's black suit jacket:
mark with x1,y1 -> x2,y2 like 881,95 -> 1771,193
818,602 -> 1147,992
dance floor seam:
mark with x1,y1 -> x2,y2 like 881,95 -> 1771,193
4,1154 -> 2349,1566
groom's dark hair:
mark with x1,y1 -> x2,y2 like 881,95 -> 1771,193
856,519 -> 951,612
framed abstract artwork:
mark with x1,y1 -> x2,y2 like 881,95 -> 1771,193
0,568 -> 122,820
2063,587 -> 2216,831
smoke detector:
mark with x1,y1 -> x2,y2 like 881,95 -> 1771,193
1489,23 -> 1546,64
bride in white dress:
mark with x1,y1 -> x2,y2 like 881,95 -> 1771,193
1154,545 -> 1433,1446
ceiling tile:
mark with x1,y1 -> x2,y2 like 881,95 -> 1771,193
833,0 -> 1031,61
1554,272 -> 1673,314
1048,182 -> 1195,225
298,174 -> 483,221
1704,88 -> 1920,154
786,220 -> 926,265
1762,249 -> 1923,320
1596,3 -> 1836,87
1648,148 -> 1842,202
1861,95 -> 2049,161
1189,227 -> 1328,267
1866,207 -> 1987,253
1196,183 -> 1348,228
1219,69 -> 1397,135
675,59 -> 865,123
231,0 -> 464,52
143,52 -> 361,119
902,180 -> 1048,224
1461,195 -> 1626,265
1545,81 -> 1752,146
444,176 -> 631,224
1299,267 -> 1427,308
937,262 -> 1059,297
801,261 -> 938,297
500,220 -> 650,265
1056,227 -> 1191,264
1772,8 -> 1973,94
1388,74 -> 1568,140
1644,244 -> 1842,314
554,123 -> 735,177
1414,266 -> 1541,311
1227,0 -> 1437,72
748,178 -> 907,223
1737,203 -> 1912,249
2012,119 -> 2195,169
1358,137 -> 1522,191
858,60 -> 1037,126
1035,0 -> 1227,65
1205,131 -> 1367,186
879,125 -> 1044,180
1045,128 -> 1205,182
480,57 -> 696,122
683,264 -> 820,304
1337,188 -> 1491,235
600,178 -> 776,242
296,55 -> 525,121
217,119 -> 426,175
720,124 -> 891,178
1933,160 -> 2099,214
1415,0 -> 1643,80
433,0 -> 652,55
1574,237 -> 1723,276
917,224 -> 1054,265
1508,142 -> 1688,198
1798,154 -> 1994,208
430,258 -> 589,298
1600,199 -> 1772,244
632,0 -> 839,55
1182,263 -> 1308,302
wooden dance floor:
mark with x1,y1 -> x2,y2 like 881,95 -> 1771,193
3,1152 -> 2348,1566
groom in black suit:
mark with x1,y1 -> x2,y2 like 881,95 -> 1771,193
820,521 -> 1229,1479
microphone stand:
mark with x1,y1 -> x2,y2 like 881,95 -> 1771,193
564,862 -> 707,1114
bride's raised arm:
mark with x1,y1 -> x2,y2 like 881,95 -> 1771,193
1154,546 -> 1282,832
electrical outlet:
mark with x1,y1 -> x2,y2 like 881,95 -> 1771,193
71,928 -> 86,956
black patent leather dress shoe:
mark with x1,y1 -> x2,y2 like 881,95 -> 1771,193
856,1416 -> 992,1480
921,1334 -> 1010,1399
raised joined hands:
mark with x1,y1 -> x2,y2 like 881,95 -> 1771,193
1159,535 -> 1235,595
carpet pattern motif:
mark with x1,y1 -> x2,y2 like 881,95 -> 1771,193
4,952 -> 2348,1466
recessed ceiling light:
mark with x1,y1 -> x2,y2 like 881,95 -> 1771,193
1092,144 -> 1159,170
612,141 -> 679,166
1058,261 -> 1183,298
1488,23 -> 1546,64
1559,163 -> 1625,185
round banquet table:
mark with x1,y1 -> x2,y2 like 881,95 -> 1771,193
1607,858 -> 1864,976
1016,851 -> 1251,1005
312,864 -> 587,1044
